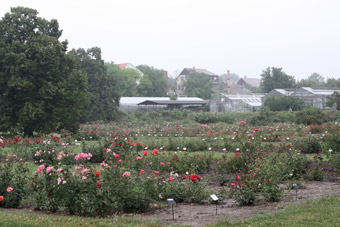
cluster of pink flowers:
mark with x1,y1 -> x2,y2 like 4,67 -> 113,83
46,166 -> 53,174
122,171 -> 131,178
75,153 -> 93,161
75,165 -> 91,180
37,165 -> 45,174
0,138 -> 4,148
238,121 -> 247,126
57,177 -> 67,185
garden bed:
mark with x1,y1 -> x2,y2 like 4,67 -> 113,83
141,181 -> 340,226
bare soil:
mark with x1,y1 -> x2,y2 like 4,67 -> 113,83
140,181 -> 340,226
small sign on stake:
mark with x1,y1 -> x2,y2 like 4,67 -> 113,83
167,198 -> 176,220
292,183 -> 299,200
210,194 -> 219,215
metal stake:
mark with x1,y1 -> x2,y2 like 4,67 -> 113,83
296,188 -> 298,200
215,203 -> 218,215
172,204 -> 174,220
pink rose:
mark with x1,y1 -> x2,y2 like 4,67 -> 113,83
7,187 -> 13,193
122,171 -> 131,178
37,165 -> 45,174
46,166 -> 53,174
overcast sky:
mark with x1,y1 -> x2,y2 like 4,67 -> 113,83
1,0 -> 340,79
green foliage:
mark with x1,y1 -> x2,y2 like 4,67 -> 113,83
264,96 -> 305,111
171,152 -> 214,174
306,158 -> 324,181
295,107 -> 328,125
160,176 -> 209,203
262,180 -> 284,202
260,67 -> 296,93
0,7 -> 88,136
326,91 -> 340,110
325,131 -> 340,153
185,72 -> 214,99
68,48 -> 119,122
0,161 -> 30,208
229,175 -> 258,206
137,65 -> 167,97
105,62 -> 139,97
296,73 -> 325,88
295,137 -> 322,154
194,112 -> 234,124
137,75 -> 153,96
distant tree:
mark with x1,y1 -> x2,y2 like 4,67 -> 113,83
68,47 -> 119,122
185,72 -> 213,99
326,91 -> 340,110
264,96 -> 305,111
137,65 -> 167,97
296,73 -> 325,88
167,76 -> 177,91
324,78 -> 340,89
137,75 -> 153,96
260,67 -> 295,93
0,7 -> 88,136
105,63 -> 140,97
220,73 -> 240,81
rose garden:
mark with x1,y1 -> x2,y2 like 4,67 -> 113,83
1,110 -> 340,226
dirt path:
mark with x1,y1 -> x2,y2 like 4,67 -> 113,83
140,181 -> 340,226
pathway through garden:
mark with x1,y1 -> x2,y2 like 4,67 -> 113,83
141,181 -> 340,226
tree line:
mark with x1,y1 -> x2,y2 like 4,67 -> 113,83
0,7 -> 168,136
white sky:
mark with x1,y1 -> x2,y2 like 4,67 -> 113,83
1,0 -> 340,79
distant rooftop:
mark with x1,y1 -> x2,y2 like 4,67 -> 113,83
220,93 -> 265,107
179,68 -> 217,77
237,78 -> 261,88
301,87 -> 340,95
273,88 -> 296,96
120,97 -> 203,105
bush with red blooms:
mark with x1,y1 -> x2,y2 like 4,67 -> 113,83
190,174 -> 201,182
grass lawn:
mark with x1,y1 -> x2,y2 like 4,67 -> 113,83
1,195 -> 340,227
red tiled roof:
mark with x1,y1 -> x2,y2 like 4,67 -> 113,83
118,63 -> 129,69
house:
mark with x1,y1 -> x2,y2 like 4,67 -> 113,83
210,93 -> 265,112
237,76 -> 261,89
118,63 -> 144,85
176,67 -> 219,96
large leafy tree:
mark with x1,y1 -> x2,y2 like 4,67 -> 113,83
137,65 -> 167,97
185,72 -> 213,99
0,7 -> 88,136
260,67 -> 295,93
68,48 -> 120,122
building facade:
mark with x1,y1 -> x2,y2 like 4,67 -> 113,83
210,93 -> 264,112
263,87 -> 340,109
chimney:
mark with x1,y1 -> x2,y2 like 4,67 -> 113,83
244,75 -> 247,79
